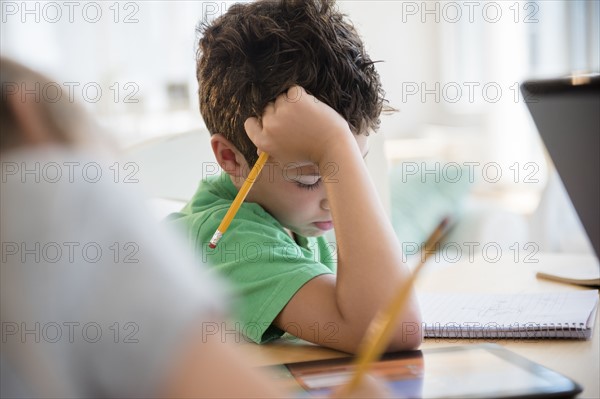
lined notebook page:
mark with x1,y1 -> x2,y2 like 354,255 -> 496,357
419,290 -> 599,339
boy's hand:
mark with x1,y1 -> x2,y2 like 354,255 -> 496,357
244,86 -> 352,165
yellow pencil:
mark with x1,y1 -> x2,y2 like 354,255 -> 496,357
338,218 -> 448,396
208,151 -> 270,248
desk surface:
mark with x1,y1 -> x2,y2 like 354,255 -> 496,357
238,254 -> 599,398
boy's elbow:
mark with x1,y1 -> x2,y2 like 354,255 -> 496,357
387,310 -> 423,352
342,310 -> 423,355
387,326 -> 423,352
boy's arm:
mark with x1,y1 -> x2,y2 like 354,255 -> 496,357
245,87 -> 422,354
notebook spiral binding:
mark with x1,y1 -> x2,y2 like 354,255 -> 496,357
423,322 -> 590,339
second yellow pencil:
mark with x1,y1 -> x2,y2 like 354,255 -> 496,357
338,218 -> 448,396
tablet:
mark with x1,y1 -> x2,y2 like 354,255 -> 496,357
267,344 -> 582,398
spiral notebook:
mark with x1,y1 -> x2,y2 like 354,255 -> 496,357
420,290 -> 598,339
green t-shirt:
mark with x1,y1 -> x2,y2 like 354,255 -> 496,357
167,173 -> 336,343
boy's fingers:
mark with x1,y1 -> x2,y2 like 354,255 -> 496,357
244,117 -> 262,141
262,102 -> 275,118
284,85 -> 304,103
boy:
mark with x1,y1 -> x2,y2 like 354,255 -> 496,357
169,0 -> 422,353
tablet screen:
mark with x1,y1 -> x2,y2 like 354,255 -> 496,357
270,344 -> 581,398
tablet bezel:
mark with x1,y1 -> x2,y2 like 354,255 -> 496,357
267,343 -> 582,398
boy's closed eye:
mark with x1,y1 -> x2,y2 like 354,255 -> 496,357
294,175 -> 322,190
291,146 -> 371,190
285,163 -> 321,189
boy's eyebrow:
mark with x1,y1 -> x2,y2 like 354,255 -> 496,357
288,164 -> 320,176
298,172 -> 321,176
295,168 -> 326,179
289,146 -> 370,176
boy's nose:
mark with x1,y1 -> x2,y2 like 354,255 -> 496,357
320,198 -> 330,211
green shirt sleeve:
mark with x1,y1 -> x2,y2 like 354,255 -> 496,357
168,174 -> 336,343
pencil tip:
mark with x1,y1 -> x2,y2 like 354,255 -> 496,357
208,243 -> 216,249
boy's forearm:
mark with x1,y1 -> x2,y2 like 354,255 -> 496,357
244,86 -> 421,351
319,132 -> 422,348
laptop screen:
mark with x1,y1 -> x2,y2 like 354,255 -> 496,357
521,75 -> 599,257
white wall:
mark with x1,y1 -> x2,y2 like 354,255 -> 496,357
337,1 -> 441,138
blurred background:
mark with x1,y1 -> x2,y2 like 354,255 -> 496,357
2,0 -> 599,254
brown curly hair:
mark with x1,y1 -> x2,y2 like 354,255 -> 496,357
196,0 -> 387,166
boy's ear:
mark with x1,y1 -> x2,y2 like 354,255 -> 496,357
210,134 -> 250,178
